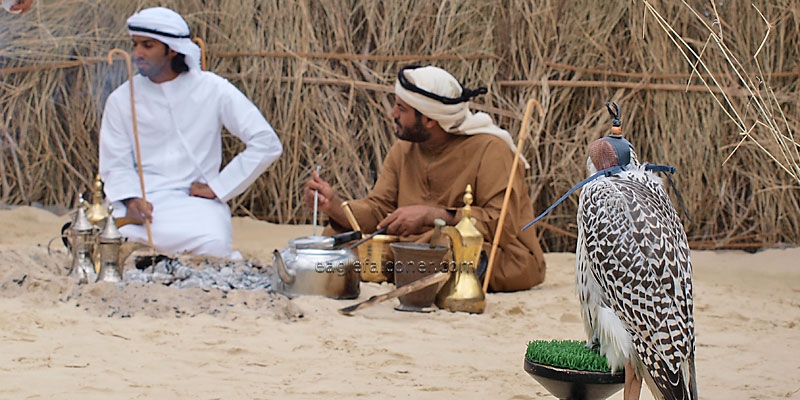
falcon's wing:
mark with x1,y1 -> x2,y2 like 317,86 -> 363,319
579,170 -> 695,399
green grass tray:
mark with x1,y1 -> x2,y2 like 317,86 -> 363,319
524,340 -> 624,400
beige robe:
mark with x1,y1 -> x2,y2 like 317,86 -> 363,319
328,133 -> 546,292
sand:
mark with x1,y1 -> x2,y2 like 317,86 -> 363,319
0,205 -> 798,399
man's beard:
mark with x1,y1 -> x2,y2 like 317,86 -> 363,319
135,59 -> 154,77
394,117 -> 429,143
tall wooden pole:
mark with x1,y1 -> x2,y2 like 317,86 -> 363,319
107,49 -> 153,248
482,98 -> 543,293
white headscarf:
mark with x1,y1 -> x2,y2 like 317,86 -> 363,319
394,66 -> 529,169
127,7 -> 202,72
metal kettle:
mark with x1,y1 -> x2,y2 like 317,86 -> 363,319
436,185 -> 486,314
272,232 -> 362,299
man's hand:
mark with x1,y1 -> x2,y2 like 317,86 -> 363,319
303,170 -> 341,214
378,205 -> 452,237
9,0 -> 34,14
123,197 -> 153,223
190,182 -> 217,199
303,171 -> 350,228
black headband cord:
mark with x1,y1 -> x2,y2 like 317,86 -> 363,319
397,65 -> 487,105
128,25 -> 191,39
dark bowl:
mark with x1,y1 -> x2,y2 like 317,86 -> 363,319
523,358 -> 624,400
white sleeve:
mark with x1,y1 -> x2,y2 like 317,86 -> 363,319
99,92 -> 145,203
206,81 -> 283,202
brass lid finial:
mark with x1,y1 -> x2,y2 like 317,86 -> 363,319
453,184 -> 481,243
91,174 -> 103,202
463,184 -> 473,219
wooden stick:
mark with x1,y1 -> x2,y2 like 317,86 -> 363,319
537,221 -> 579,240
213,51 -> 498,62
4,56 -> 799,81
543,62 -> 800,80
495,79 -> 754,95
346,227 -> 387,251
114,216 -> 139,228
341,201 -> 362,232
338,272 -> 450,316
482,98 -> 542,293
192,37 -> 207,71
312,164 -> 321,235
107,49 -> 153,248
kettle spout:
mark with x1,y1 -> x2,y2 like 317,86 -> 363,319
273,249 -> 296,285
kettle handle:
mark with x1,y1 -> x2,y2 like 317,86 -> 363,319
61,221 -> 73,251
60,221 -> 101,252
332,230 -> 362,248
273,249 -> 296,285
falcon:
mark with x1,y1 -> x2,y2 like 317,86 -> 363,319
576,133 -> 698,400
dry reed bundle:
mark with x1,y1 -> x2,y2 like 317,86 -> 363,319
0,0 -> 798,251
493,0 -> 800,251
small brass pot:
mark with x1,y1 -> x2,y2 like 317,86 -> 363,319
357,234 -> 398,283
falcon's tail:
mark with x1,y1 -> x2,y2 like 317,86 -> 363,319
680,357 -> 698,400
655,356 -> 698,400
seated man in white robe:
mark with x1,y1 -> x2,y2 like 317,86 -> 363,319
99,7 -> 283,258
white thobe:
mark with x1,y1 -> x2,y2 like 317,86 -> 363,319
99,69 -> 282,258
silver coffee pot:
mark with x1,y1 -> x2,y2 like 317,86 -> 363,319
96,206 -> 123,282
67,197 -> 98,284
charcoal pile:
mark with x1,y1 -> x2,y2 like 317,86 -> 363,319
123,254 -> 275,293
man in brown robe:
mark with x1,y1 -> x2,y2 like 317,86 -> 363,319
304,65 -> 545,292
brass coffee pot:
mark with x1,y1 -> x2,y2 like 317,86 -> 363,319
85,174 -> 109,227
86,174 -> 109,273
436,185 -> 486,314
67,197 -> 98,284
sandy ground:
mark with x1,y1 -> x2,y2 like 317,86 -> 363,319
0,205 -> 798,399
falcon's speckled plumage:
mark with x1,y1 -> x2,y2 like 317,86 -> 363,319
576,137 -> 697,400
